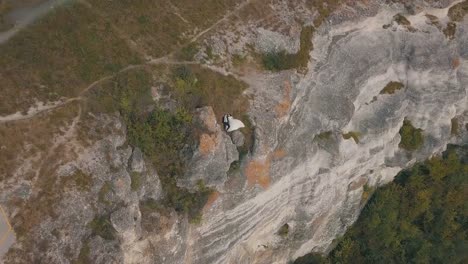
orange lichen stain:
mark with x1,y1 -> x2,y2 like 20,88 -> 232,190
275,81 -> 292,118
199,133 -> 217,155
452,57 -> 460,69
245,159 -> 271,188
271,149 -> 286,160
203,191 -> 220,212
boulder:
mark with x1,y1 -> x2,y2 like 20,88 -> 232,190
130,147 -> 145,173
178,106 -> 239,190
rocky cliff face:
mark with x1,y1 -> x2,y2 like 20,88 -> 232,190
0,0 -> 467,263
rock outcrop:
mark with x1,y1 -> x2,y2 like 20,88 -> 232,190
178,106 -> 239,190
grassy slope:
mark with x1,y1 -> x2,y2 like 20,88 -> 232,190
0,2 -> 141,115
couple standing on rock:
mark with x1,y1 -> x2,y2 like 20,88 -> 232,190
222,114 -> 245,132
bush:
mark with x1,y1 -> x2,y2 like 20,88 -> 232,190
130,172 -> 143,191
73,170 -> 93,191
278,223 -> 289,237
98,181 -> 112,205
314,131 -> 332,141
178,42 -> 199,61
399,119 -> 424,151
262,51 -> 291,71
88,215 -> 115,240
261,26 -> 314,71
75,241 -> 91,264
451,118 -> 460,135
342,131 -> 360,144
393,14 -> 411,25
380,81 -> 404,94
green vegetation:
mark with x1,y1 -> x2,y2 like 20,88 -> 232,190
342,131 -> 360,144
361,184 -> 374,204
295,253 -> 328,264
74,241 -> 91,264
380,81 -> 404,94
451,118 -> 460,135
88,215 -> 116,240
314,131 -> 332,141
399,119 -> 424,151
261,26 -> 314,71
73,169 -> 93,192
85,69 -> 153,114
232,53 -> 247,67
98,181 -> 113,205
237,114 -> 255,159
278,223 -> 289,237
130,172 -> 143,191
443,22 -> 457,40
86,65 -> 250,221
122,105 -> 211,220
177,42 -> 199,61
448,0 -> 468,22
393,14 -> 411,26
227,160 -> 241,175
171,65 -> 249,117
295,146 -> 468,264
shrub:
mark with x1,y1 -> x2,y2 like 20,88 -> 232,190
98,181 -> 112,205
261,26 -> 314,71
178,42 -> 199,61
130,172 -> 142,191
398,119 -> 424,151
443,22 -> 457,39
314,131 -> 332,141
75,241 -> 91,264
361,184 -> 374,204
380,81 -> 404,94
232,54 -> 246,67
262,51 -> 291,71
73,170 -> 93,191
278,223 -> 289,237
342,131 -> 360,144
393,14 -> 411,26
88,215 -> 115,240
451,118 -> 460,135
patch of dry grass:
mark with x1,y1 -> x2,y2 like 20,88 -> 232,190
88,0 -> 241,58
0,2 -> 141,115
